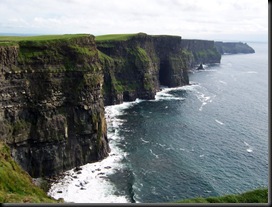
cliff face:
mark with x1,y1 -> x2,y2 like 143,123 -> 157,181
214,41 -> 255,54
0,33 -> 223,178
97,34 -> 222,106
97,33 -> 192,106
0,35 -> 110,177
181,39 -> 221,66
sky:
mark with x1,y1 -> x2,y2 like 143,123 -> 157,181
0,0 -> 268,42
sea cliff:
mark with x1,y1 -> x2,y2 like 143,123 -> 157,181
96,33 -> 220,106
0,35 -> 110,177
0,33 -> 222,178
215,41 -> 255,54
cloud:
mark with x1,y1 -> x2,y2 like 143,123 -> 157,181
0,0 -> 268,41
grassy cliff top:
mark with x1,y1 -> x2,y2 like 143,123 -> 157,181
0,34 -> 90,46
0,142 -> 59,203
95,33 -> 182,42
175,188 -> 268,203
95,33 -> 139,42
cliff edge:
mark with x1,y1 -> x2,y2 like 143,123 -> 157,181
0,34 -> 110,177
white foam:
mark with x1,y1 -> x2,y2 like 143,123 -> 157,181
153,84 -> 200,101
199,154 -> 204,158
215,119 -> 224,125
48,101 -> 139,203
194,87 -> 216,111
247,148 -> 253,153
48,153 -> 129,203
245,71 -> 258,74
155,90 -> 185,101
140,138 -> 149,144
219,80 -> 227,85
243,141 -> 253,153
158,143 -> 166,147
149,149 -> 159,158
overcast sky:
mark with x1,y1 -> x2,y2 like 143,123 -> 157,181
0,0 -> 268,42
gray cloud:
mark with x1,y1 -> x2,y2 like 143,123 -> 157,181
0,0 -> 268,41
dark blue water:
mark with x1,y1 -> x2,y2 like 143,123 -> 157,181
106,42 -> 268,203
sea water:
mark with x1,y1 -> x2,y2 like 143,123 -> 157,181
48,42 -> 268,203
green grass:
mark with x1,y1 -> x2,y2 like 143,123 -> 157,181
0,34 -> 89,43
95,33 -> 138,42
0,142 -> 60,203
175,188 -> 268,203
0,34 -> 90,47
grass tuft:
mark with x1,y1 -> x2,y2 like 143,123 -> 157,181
0,142 -> 60,203
175,188 -> 268,203
95,33 -> 138,42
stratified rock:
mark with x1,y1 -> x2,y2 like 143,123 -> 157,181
0,35 -> 110,178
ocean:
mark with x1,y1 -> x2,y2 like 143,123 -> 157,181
48,42 -> 268,203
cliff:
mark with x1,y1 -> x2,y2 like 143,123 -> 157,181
181,39 -> 221,66
214,41 -> 255,54
96,33 -> 220,106
0,34 -> 110,178
0,33 -> 222,178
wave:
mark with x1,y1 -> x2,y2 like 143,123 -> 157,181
163,81 -> 216,112
245,71 -> 258,74
48,101 -> 141,203
219,80 -> 227,85
149,149 -> 159,158
215,119 -> 224,125
155,90 -> 186,101
194,87 -> 216,111
247,148 -> 253,153
154,83 -> 203,102
47,149 -> 129,203
140,138 -> 149,144
243,141 -> 253,153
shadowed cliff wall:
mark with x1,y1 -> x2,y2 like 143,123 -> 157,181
0,35 -> 110,177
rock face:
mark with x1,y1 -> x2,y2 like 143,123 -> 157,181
214,41 -> 255,54
97,33 -> 220,106
181,39 -> 221,67
0,33 -> 222,178
0,35 -> 110,177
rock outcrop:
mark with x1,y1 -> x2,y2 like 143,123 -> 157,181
214,41 -> 255,54
0,35 -> 110,177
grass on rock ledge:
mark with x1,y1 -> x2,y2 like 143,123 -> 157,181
95,33 -> 138,42
174,188 -> 268,203
0,141 -> 60,203
0,34 -> 90,45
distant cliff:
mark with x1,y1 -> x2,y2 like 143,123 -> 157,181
215,41 -> 255,54
0,35 -> 110,177
96,33 -> 221,106
181,39 -> 221,66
